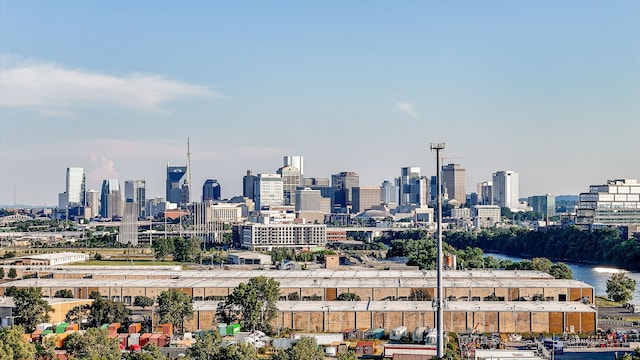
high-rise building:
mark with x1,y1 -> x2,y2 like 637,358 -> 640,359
331,171 -> 359,213
119,200 -> 138,246
442,163 -> 466,204
283,155 -> 304,177
166,165 -> 188,206
277,165 -> 301,206
202,179 -> 221,202
397,167 -> 428,206
243,170 -> 256,199
352,186 -> 382,213
100,179 -> 122,219
576,179 -> 640,229
85,189 -> 100,218
380,180 -> 397,208
477,181 -> 494,205
66,167 -> 86,206
295,188 -> 323,212
530,194 -> 556,218
254,174 -> 284,210
125,180 -> 146,219
492,170 -> 519,209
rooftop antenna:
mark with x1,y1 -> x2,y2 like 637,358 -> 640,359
186,137 -> 192,204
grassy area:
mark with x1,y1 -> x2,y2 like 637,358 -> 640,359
595,295 -> 621,307
71,260 -> 182,266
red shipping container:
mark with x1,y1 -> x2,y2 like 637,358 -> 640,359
139,333 -> 152,347
157,335 -> 170,347
65,324 -> 79,332
108,323 -> 121,332
118,334 -> 128,348
128,323 -> 141,334
161,323 -> 173,336
149,334 -> 162,346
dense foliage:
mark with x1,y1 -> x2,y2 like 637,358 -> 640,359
157,289 -> 194,333
216,276 -> 280,335
153,236 -> 202,262
444,227 -> 640,270
606,272 -> 637,303
64,327 -> 121,360
12,287 -> 53,332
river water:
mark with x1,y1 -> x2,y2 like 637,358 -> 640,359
484,253 -> 640,303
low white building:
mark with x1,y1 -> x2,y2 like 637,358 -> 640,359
18,252 -> 89,266
473,205 -> 501,228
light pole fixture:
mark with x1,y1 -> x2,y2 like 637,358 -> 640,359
429,142 -> 445,359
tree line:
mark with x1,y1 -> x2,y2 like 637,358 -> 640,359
444,226 -> 640,270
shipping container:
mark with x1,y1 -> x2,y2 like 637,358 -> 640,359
118,334 -> 128,349
384,344 -> 437,358
355,328 -> 369,340
42,329 -> 54,336
390,326 -> 407,341
55,323 -> 69,334
157,335 -> 170,347
149,333 -> 162,346
292,333 -> 345,345
226,324 -> 240,335
108,323 -> 121,332
365,328 -> 385,340
65,324 -> 79,332
161,323 -> 173,336
53,333 -> 69,349
139,333 -> 152,347
128,323 -> 141,334
129,333 -> 141,346
218,323 -> 227,336
356,341 -> 375,355
32,329 -> 43,342
36,323 -> 52,331
412,327 -> 427,343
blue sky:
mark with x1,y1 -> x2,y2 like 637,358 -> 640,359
1,1 -> 639,205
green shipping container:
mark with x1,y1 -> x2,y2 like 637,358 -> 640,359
56,323 -> 69,334
42,329 -> 54,336
226,324 -> 240,335
100,324 -> 109,330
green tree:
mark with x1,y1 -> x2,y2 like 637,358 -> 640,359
408,288 -> 432,301
0,326 -> 36,360
216,276 -> 280,334
8,267 -> 17,279
124,343 -> 168,360
12,287 -> 53,332
64,327 -> 121,360
615,347 -> 640,360
134,295 -> 155,309
157,289 -> 193,333
152,237 -> 175,261
0,267 -> 4,278
607,272 -> 637,303
35,336 -> 57,360
335,292 -> 361,301
286,337 -> 324,360
54,289 -> 74,298
65,304 -> 92,328
338,351 -> 358,360
530,257 -> 553,274
173,236 -> 202,263
550,262 -> 573,279
186,331 -> 223,359
88,294 -> 131,327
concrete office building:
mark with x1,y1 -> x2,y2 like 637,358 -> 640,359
295,188 -> 323,212
398,167 -> 428,206
283,155 -> 304,177
530,194 -> 556,218
352,186 -> 382,213
254,174 -> 284,210
576,179 -> 640,229
125,180 -> 146,219
493,171 -> 519,209
442,164 -> 466,204
477,181 -> 494,205
473,205 -> 501,228
202,179 -> 221,201
85,189 -> 100,218
332,171 -> 359,213
238,223 -> 327,250
100,179 -> 122,218
243,170 -> 257,199
277,165 -> 302,206
119,200 -> 138,246
380,180 -> 397,208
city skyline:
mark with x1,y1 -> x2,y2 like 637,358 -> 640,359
1,1 -> 639,205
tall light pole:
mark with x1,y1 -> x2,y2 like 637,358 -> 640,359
430,142 -> 445,358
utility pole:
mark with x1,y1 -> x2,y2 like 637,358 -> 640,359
430,142 -> 445,359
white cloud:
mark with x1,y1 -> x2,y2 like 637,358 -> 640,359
397,102 -> 417,118
0,55 -> 219,115
88,154 -> 119,183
